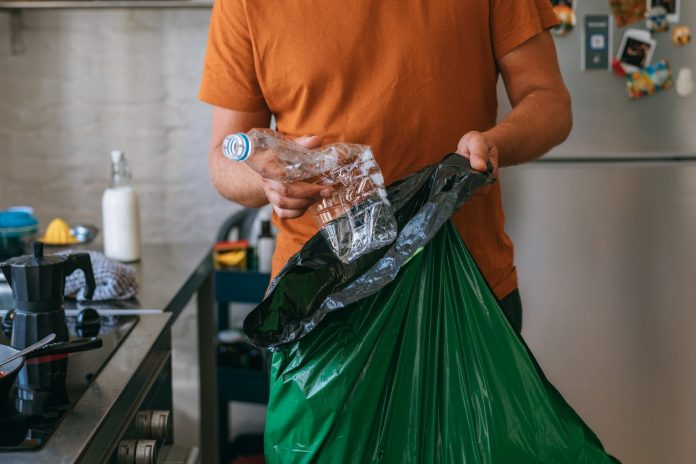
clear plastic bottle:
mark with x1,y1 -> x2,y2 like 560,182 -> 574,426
102,150 -> 141,262
222,129 -> 397,263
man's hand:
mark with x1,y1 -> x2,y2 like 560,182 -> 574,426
456,131 -> 499,176
262,135 -> 332,219
208,107 -> 331,215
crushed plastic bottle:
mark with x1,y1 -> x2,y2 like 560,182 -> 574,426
222,129 -> 397,263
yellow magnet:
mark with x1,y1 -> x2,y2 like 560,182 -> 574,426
672,26 -> 692,46
552,4 -> 576,37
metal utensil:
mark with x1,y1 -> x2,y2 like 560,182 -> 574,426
35,337 -> 103,357
70,224 -> 99,245
0,334 -> 56,369
0,333 -> 56,369
1,335 -> 103,407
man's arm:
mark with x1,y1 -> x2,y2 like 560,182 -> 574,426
457,31 -> 572,172
208,106 -> 272,207
208,106 -> 331,217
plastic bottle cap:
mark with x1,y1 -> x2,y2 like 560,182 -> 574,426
222,133 -> 251,162
110,150 -> 125,164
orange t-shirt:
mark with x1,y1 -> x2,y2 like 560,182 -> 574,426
199,0 -> 558,299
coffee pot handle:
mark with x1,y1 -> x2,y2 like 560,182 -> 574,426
65,253 -> 96,300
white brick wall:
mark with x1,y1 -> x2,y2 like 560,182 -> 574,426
0,9 -> 239,243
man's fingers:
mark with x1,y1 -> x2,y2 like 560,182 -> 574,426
486,146 -> 497,174
466,139 -> 491,172
262,134 -> 329,218
273,206 -> 306,219
469,153 -> 489,172
458,133 -> 491,172
266,190 -> 316,210
265,179 -> 331,199
458,147 -> 489,172
294,135 -> 323,150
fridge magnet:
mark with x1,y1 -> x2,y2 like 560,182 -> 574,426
672,26 -> 692,46
617,29 -> 657,71
625,59 -> 673,99
551,0 -> 576,36
609,0 -> 646,27
612,58 -> 628,77
675,68 -> 694,97
646,0 -> 680,23
645,6 -> 670,33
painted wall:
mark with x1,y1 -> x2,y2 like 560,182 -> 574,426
0,9 -> 236,243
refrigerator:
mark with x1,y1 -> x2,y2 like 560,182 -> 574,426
497,1 -> 696,463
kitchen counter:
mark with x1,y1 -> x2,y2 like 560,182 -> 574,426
0,243 -> 217,463
63,243 -> 213,314
1,243 -> 212,315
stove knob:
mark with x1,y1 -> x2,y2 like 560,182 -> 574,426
2,309 -> 14,338
135,410 -> 153,438
149,410 -> 171,440
135,439 -> 159,464
76,307 -> 101,337
116,439 -> 137,464
136,410 -> 171,440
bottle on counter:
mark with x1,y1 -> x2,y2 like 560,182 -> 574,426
222,129 -> 397,263
257,220 -> 275,274
102,150 -> 141,262
217,329 -> 264,370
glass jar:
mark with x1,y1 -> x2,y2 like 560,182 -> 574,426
0,210 -> 39,261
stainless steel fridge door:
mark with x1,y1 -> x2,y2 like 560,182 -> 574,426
497,0 -> 696,158
500,161 -> 696,464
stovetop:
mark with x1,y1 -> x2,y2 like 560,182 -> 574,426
0,314 -> 138,451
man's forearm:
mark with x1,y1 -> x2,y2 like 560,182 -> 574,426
486,31 -> 573,168
485,88 -> 572,168
209,144 -> 269,208
207,107 -> 272,208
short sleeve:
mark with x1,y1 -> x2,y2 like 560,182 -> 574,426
198,0 -> 267,111
490,0 -> 560,61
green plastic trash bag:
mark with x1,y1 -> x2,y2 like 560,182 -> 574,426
245,155 -> 620,463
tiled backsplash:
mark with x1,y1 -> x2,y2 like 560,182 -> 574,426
0,9 -> 238,244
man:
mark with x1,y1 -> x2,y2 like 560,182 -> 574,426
199,0 -> 571,333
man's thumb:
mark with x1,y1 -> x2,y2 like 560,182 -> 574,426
294,134 -> 323,149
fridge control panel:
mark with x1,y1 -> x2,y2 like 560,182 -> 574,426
583,14 -> 611,71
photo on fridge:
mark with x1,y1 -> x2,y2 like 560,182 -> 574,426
617,30 -> 657,71
647,0 -> 681,22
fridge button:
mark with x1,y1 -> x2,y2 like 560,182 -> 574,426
590,34 -> 605,50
